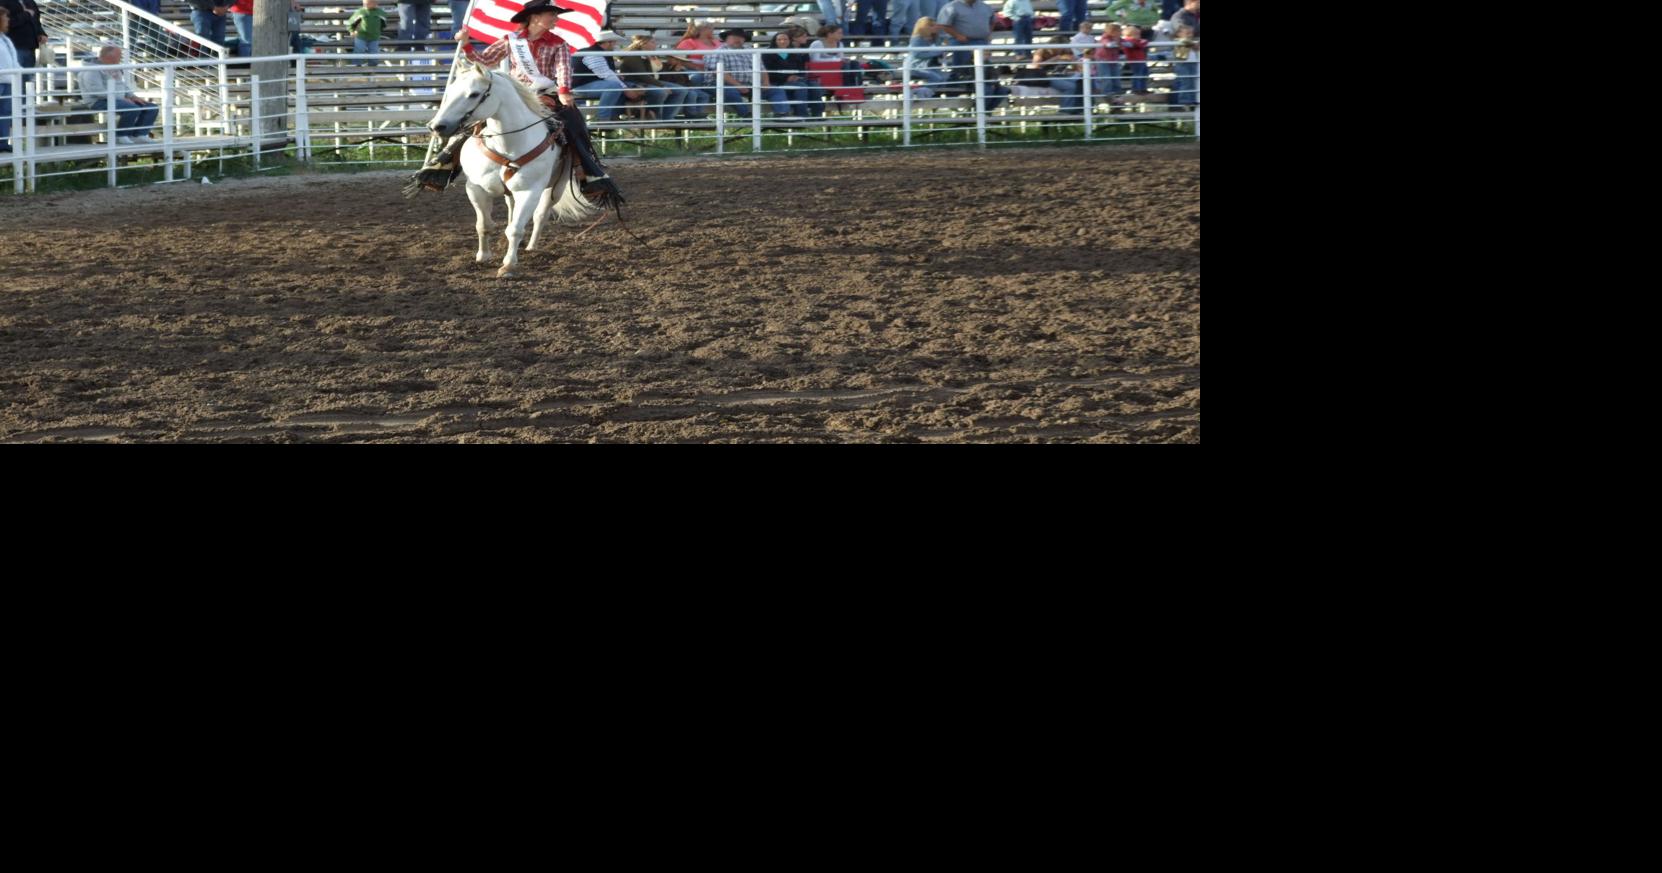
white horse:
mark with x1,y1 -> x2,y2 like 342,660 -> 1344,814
427,62 -> 603,278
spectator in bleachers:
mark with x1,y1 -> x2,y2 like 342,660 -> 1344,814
1069,17 -> 1097,57
906,17 -> 949,84
1120,24 -> 1148,93
808,23 -> 860,105
128,0 -> 167,56
230,0 -> 253,57
647,33 -> 708,118
1092,22 -> 1122,95
760,29 -> 814,118
1057,0 -> 1087,35
450,1 -> 471,40
709,28 -> 756,118
617,34 -> 693,121
818,0 -> 844,30
1022,38 -> 1083,113
889,0 -> 923,43
1171,0 -> 1198,37
849,0 -> 888,43
398,0 -> 432,43
186,1 -> 227,47
0,6 -> 15,153
573,31 -> 645,121
290,2 -> 307,53
78,44 -> 159,144
1171,22 -> 1196,106
675,21 -> 721,87
348,0 -> 390,65
1,0 -> 45,70
1111,0 -> 1160,34
1000,0 -> 1034,58
936,0 -> 994,75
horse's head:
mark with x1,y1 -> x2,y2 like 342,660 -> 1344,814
430,63 -> 500,137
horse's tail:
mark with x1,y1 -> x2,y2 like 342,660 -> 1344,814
548,146 -> 606,228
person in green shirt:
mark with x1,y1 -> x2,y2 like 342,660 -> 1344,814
1111,0 -> 1163,32
347,0 -> 390,66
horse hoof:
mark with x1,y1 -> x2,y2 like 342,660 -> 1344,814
497,265 -> 516,279
476,252 -> 490,263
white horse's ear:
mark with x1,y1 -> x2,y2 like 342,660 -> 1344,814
470,60 -> 488,75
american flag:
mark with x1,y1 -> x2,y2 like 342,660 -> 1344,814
463,1 -> 609,51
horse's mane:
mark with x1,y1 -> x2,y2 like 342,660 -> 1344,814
496,70 -> 554,118
460,64 -> 551,119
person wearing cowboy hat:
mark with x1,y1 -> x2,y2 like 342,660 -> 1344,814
570,30 -> 654,123
707,28 -> 758,118
409,0 -> 621,204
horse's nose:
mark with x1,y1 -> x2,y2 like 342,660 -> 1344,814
430,121 -> 449,135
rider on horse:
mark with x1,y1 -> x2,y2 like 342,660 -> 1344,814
408,0 -> 621,205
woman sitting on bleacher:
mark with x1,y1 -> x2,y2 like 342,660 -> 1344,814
674,21 -> 721,86
674,21 -> 722,118
761,31 -> 818,119
807,25 -> 862,109
906,17 -> 950,86
613,34 -> 692,122
1015,39 -> 1084,114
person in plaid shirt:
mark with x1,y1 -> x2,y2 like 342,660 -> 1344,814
412,0 -> 619,202
709,29 -> 758,118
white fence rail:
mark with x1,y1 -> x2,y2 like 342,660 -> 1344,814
2,43 -> 1197,192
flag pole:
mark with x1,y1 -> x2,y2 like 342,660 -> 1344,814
422,0 -> 484,168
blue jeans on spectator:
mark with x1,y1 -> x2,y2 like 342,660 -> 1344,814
192,9 -> 227,46
654,82 -> 691,120
849,0 -> 889,40
621,84 -> 683,121
1092,60 -> 1122,93
950,36 -> 987,74
1128,62 -> 1148,92
1172,61 -> 1198,105
771,75 -> 817,116
888,0 -> 921,39
1047,74 -> 1083,112
762,86 -> 792,116
398,3 -> 432,41
714,85 -> 753,117
450,1 -> 470,38
910,65 -> 949,86
573,80 -> 629,120
354,38 -> 381,65
1059,0 -> 1088,33
232,12 -> 253,56
678,88 -> 712,117
1012,16 -> 1034,56
87,97 -> 160,137
818,0 -> 844,28
1,82 -> 12,151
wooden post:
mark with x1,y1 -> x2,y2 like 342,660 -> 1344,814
253,0 -> 293,151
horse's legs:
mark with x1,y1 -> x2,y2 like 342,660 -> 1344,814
498,183 -> 537,278
526,183 -> 555,251
465,183 -> 496,264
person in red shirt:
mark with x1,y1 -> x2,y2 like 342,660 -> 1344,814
1093,22 -> 1124,95
1121,25 -> 1150,94
230,0 -> 254,57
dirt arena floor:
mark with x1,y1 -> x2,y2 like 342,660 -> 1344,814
0,144 -> 1199,443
